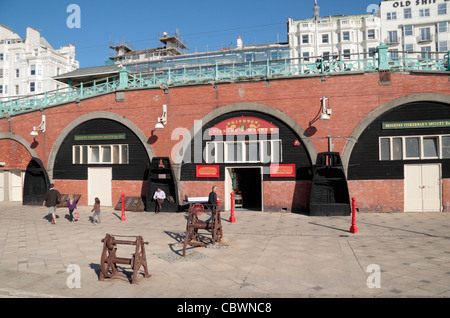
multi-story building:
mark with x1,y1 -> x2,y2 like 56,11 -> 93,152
288,0 -> 449,62
287,1 -> 382,61
379,0 -> 450,58
0,25 -> 79,100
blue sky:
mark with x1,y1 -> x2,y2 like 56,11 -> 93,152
1,0 -> 381,68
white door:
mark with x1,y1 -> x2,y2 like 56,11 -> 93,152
10,171 -> 22,201
88,167 -> 112,206
0,171 -> 5,201
404,164 -> 441,212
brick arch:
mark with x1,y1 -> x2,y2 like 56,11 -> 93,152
341,93 -> 450,175
0,132 -> 37,168
172,102 -> 317,165
46,111 -> 155,180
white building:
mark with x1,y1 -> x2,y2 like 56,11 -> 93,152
379,0 -> 450,58
0,25 -> 79,100
287,1 -> 382,61
287,0 -> 449,62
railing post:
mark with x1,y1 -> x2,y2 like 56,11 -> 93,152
117,67 -> 130,89
447,50 -> 450,71
376,43 -> 390,70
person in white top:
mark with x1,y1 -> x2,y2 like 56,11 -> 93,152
153,187 -> 166,213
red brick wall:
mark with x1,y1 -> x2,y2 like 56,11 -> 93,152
348,179 -> 404,212
0,72 -> 449,210
0,139 -> 32,170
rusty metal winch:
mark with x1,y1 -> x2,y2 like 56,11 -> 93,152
99,233 -> 150,284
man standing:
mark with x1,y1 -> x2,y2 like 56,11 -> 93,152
208,185 -> 218,206
153,187 -> 166,213
43,183 -> 61,224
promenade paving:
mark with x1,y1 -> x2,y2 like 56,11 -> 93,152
0,201 -> 449,299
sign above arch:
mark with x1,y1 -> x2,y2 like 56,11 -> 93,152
208,116 -> 279,136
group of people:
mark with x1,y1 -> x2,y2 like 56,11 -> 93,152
43,183 -> 219,223
43,183 -> 101,225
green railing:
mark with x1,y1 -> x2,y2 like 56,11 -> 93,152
1,45 -> 448,117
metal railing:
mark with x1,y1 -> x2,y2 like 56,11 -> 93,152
1,46 -> 448,117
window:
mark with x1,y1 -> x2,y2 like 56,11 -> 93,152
342,31 -> 350,41
0,69 -> 3,78
405,44 -> 414,52
343,49 -> 351,59
405,137 -> 420,158
421,46 -> 431,58
30,64 -> 36,76
367,29 -> 375,39
206,140 -> 282,164
442,136 -> 450,158
302,34 -> 309,44
404,25 -> 413,36
302,52 -> 310,61
404,8 -> 412,19
380,135 -> 450,161
438,3 -> 447,15
30,82 -> 35,92
15,85 -> 19,95
322,34 -> 329,43
420,28 -> 431,42
15,53 -> 20,62
438,22 -> 447,33
387,12 -> 397,20
439,41 -> 448,52
419,8 -> 430,17
388,31 -> 398,44
72,144 -> 129,164
0,85 -> 3,95
15,69 -> 19,78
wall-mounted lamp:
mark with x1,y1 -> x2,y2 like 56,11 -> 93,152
154,104 -> 167,129
30,114 -> 46,136
320,97 -> 331,120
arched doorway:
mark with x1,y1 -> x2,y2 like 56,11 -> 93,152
23,158 -> 49,205
175,103 -> 315,213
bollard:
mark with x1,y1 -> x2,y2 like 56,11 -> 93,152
350,197 -> 357,233
229,192 -> 236,223
121,193 -> 126,221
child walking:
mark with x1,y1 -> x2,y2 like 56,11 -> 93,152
67,194 -> 78,223
91,197 -> 101,225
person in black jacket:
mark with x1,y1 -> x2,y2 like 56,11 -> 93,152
208,186 -> 218,206
43,183 -> 61,224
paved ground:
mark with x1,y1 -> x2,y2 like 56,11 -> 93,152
0,201 -> 449,299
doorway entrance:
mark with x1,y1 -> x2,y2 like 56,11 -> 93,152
225,167 -> 262,211
88,167 -> 112,206
404,164 -> 441,212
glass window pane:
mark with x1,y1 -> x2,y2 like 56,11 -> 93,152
112,145 -> 120,163
121,145 -> 128,164
405,138 -> 419,158
423,137 -> 438,158
101,146 -> 111,162
272,140 -> 281,163
73,146 -> 80,164
442,136 -> 450,158
246,141 -> 259,162
380,138 -> 390,160
235,143 -> 242,162
392,138 -> 402,160
90,146 -> 99,163
82,146 -> 88,163
216,142 -> 223,163
205,142 -> 215,163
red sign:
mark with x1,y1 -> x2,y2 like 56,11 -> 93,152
209,116 -> 279,136
270,164 -> 296,177
196,165 -> 220,178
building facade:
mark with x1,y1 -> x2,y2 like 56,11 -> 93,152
288,0 -> 450,62
379,0 -> 450,56
288,2 -> 382,61
0,25 -> 79,100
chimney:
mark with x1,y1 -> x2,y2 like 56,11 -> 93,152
237,36 -> 243,49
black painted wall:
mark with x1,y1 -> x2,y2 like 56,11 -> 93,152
53,119 -> 149,180
180,111 -> 313,181
348,101 -> 450,180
